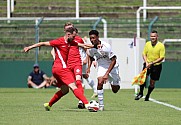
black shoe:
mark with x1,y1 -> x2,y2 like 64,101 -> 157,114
78,103 -> 85,109
144,95 -> 149,101
135,94 -> 143,100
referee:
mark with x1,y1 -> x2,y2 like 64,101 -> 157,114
135,30 -> 165,101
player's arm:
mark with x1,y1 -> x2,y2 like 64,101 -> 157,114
78,43 -> 94,49
86,55 -> 95,74
24,41 -> 50,52
105,56 -> 116,76
51,48 -> 55,60
86,55 -> 92,74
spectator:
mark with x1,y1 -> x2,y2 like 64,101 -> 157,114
27,64 -> 50,89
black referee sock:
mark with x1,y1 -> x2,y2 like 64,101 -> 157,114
139,83 -> 145,95
147,86 -> 155,96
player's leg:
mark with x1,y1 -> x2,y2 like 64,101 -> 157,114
59,68 -> 89,107
43,76 -> 69,111
83,74 -> 97,98
96,66 -> 107,111
82,63 -> 97,97
73,65 -> 86,109
44,84 -> 69,111
97,77 -> 104,111
68,82 -> 89,108
76,74 -> 85,109
109,67 -> 121,93
44,68 -> 72,111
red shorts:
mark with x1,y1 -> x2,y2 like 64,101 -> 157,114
69,65 -> 82,76
52,67 -> 75,86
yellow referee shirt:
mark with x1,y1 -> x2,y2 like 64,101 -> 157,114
143,41 -> 165,65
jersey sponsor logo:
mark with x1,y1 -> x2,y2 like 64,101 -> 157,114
97,55 -> 109,60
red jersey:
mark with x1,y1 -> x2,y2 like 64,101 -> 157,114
68,35 -> 84,67
49,37 -> 78,69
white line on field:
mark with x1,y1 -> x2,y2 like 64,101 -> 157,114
143,96 -> 181,111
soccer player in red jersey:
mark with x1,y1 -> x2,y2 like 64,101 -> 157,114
66,26 -> 86,109
24,27 -> 92,111
51,22 -> 89,109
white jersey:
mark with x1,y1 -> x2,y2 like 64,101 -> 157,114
87,41 -> 119,69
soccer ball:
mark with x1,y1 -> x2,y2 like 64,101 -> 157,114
88,100 -> 99,112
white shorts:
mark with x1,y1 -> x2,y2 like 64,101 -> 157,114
97,65 -> 121,86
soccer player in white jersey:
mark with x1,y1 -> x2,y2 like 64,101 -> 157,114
86,30 -> 121,111
79,45 -> 97,98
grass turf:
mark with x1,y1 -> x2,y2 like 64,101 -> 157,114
0,88 -> 180,125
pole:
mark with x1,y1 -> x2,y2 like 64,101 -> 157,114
148,16 -> 158,41
11,0 -> 14,12
7,0 -> 11,23
76,0 -> 79,19
133,35 -> 138,95
35,19 -> 39,64
143,0 -> 147,22
137,6 -> 181,38
35,17 -> 44,64
101,18 -> 107,38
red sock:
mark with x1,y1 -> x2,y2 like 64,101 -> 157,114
73,88 -> 88,104
49,90 -> 64,107
76,80 -> 84,94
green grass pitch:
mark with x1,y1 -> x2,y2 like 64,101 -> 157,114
0,88 -> 181,125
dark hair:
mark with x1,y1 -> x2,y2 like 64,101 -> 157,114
74,27 -> 78,33
65,27 -> 76,34
89,30 -> 99,36
151,30 -> 158,34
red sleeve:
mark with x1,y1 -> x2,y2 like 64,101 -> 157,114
75,36 -> 84,44
70,40 -> 78,46
49,37 -> 64,47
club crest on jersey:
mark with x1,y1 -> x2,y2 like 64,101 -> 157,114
76,69 -> 80,73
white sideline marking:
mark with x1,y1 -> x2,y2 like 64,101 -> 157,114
143,96 -> 181,111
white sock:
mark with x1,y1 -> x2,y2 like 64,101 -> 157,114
86,77 -> 97,94
79,100 -> 83,104
97,89 -> 104,107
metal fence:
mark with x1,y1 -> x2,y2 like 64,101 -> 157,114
0,17 -> 181,61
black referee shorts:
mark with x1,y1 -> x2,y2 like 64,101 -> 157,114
143,63 -> 162,81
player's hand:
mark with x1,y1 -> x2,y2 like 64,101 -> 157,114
97,44 -> 103,49
84,44 -> 94,49
98,77 -> 107,85
83,59 -> 87,65
24,47 -> 30,52
102,74 -> 108,84
86,68 -> 90,74
92,61 -> 97,68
